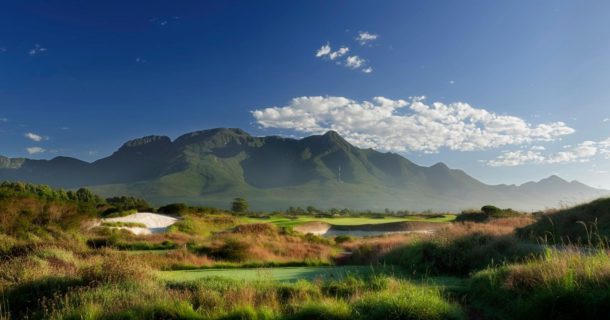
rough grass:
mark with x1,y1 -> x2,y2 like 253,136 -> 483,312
518,197 -> 610,245
377,217 -> 537,276
101,221 -> 147,228
470,248 -> 610,319
2,263 -> 464,320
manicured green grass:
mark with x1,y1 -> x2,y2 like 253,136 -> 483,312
159,265 -> 408,282
240,214 -> 456,228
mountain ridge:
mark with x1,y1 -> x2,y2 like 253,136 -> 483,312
1,128 -> 607,211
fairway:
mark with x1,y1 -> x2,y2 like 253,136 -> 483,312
240,214 -> 455,228
159,265 -> 407,282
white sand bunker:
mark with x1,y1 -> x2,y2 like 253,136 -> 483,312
102,212 -> 178,235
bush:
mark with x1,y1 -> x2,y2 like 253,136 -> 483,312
211,239 -> 251,262
158,203 -> 189,216
234,223 -> 278,236
456,206 -> 524,223
334,235 -> 353,244
80,254 -> 152,284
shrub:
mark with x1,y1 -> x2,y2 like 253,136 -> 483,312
457,206 -> 524,223
158,203 -> 189,216
102,209 -> 138,218
80,254 -> 152,284
234,223 -> 278,236
212,239 -> 251,262
334,235 -> 353,244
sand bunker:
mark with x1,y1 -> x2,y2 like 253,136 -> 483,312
101,212 -> 178,235
294,221 -> 448,237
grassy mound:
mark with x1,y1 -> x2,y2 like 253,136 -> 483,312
518,198 -> 610,244
470,248 -> 610,319
379,218 -> 537,276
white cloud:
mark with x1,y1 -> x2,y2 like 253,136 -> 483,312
449,80 -> 455,85
0,47 -> 6,53
316,43 -> 349,60
487,150 -> 546,167
329,47 -> 349,60
316,43 -> 332,57
252,96 -> 575,153
135,57 -> 146,63
603,118 -> 610,123
487,140 -> 605,167
356,31 -> 378,45
28,44 -> 47,56
25,132 -> 44,142
345,55 -> 365,69
316,43 -> 371,71
26,147 -> 45,155
0,117 -> 7,122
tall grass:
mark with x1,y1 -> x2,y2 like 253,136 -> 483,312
471,248 -> 610,319
1,254 -> 465,320
345,218 -> 538,276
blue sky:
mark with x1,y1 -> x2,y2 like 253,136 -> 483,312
1,1 -> 610,188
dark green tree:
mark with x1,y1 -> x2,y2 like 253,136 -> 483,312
231,197 -> 249,214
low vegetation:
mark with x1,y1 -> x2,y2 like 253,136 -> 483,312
101,221 -> 147,228
2,182 -> 610,319
518,197 -> 610,245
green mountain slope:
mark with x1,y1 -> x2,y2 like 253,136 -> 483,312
1,128 -> 607,211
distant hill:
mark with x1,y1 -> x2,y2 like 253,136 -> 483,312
1,128 -> 607,211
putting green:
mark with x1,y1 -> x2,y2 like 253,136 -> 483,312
240,215 -> 455,228
159,265 -> 406,282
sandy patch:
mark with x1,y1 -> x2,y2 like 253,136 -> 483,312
294,221 -> 448,237
293,222 -> 332,235
101,212 -> 178,235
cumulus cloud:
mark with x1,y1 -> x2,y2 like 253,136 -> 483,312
329,47 -> 349,60
28,44 -> 47,56
25,132 -> 44,142
356,31 -> 378,45
345,55 -> 365,69
487,140 -> 607,167
316,43 -> 370,72
316,43 -> 332,57
26,147 -> 45,155
316,43 -> 348,60
252,96 -> 575,153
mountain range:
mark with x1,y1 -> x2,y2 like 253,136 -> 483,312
1,128 -> 607,211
